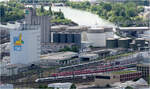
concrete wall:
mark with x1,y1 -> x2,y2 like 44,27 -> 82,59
10,28 -> 41,64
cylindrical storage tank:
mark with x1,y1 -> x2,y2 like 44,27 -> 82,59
106,38 -> 118,48
118,38 -> 131,48
135,38 -> 145,47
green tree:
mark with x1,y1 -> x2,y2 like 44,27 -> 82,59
126,7 -> 137,17
0,5 -> 5,17
39,85 -> 48,88
103,3 -> 112,11
125,86 -> 134,89
49,6 -> 52,16
137,6 -> 144,13
71,45 -> 79,52
41,5 -> 45,13
70,83 -> 76,89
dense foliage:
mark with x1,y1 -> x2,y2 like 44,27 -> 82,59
36,5 -> 72,25
125,86 -> 134,89
0,1 -> 25,22
70,83 -> 76,89
20,0 -> 50,3
66,1 -> 148,27
19,0 -> 67,3
0,1 -> 72,25
59,45 -> 79,52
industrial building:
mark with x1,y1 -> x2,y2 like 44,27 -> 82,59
0,28 -> 10,44
140,30 -> 150,41
94,70 -> 142,87
79,53 -> 99,62
51,25 -> 88,43
116,27 -> 149,37
46,25 -> 89,52
91,49 -> 111,59
0,84 -> 13,89
0,61 -> 27,76
41,43 -> 75,52
48,83 -> 73,89
10,24 -> 41,64
137,57 -> 150,83
106,37 -> 148,50
53,33 -> 81,45
25,7 -> 51,43
87,27 -> 114,47
40,52 -> 79,65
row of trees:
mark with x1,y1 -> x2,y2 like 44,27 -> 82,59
39,83 -> 76,89
66,1 -> 147,27
36,5 -> 72,25
0,0 -> 72,25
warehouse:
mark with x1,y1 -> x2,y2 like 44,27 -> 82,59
94,70 -> 142,87
137,57 -> 150,82
79,53 -> 99,62
91,49 -> 111,59
116,27 -> 149,37
40,52 -> 79,65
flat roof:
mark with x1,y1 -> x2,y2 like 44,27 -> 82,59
92,49 -> 110,54
80,53 -> 98,58
118,27 -> 149,31
112,70 -> 139,75
51,25 -> 88,32
88,27 -> 113,33
41,52 -> 78,61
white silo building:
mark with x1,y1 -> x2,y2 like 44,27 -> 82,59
86,27 -> 114,47
25,8 -> 51,44
10,24 -> 41,64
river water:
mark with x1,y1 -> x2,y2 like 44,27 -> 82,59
0,1 -> 116,28
49,6 -> 116,28
0,0 -> 115,28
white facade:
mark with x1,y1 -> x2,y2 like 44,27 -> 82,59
0,84 -> 13,89
87,32 -> 114,47
10,25 -> 41,64
48,83 -> 72,89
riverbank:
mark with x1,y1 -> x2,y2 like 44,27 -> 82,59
66,1 -> 147,27
51,6 -> 115,27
